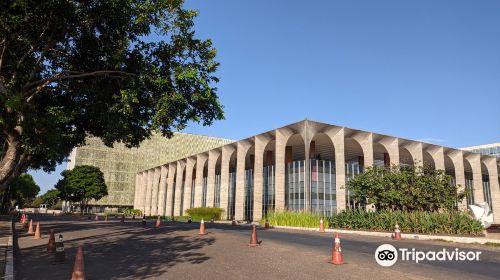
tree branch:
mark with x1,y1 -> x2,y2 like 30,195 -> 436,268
23,70 -> 137,102
0,39 -> 6,74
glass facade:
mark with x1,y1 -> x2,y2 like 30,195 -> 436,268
469,146 -> 500,157
227,172 -> 236,220
465,176 -> 474,207
244,169 -> 254,221
190,179 -> 195,209
482,175 -> 493,212
202,177 -> 208,207
345,161 -> 363,210
214,174 -> 221,208
286,160 -> 305,211
263,165 -> 275,217
310,159 -> 336,217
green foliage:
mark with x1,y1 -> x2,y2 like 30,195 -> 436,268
347,164 -> 462,212
0,0 -> 223,190
259,211 -> 329,229
3,173 -> 40,208
328,210 -> 484,236
55,165 -> 108,213
29,196 -> 43,208
41,189 -> 60,208
185,207 -> 224,221
123,208 -> 142,216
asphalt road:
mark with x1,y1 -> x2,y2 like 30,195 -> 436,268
14,215 -> 500,280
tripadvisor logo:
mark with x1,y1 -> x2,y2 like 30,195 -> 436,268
375,244 -> 482,267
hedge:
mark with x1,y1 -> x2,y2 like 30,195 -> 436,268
328,210 -> 483,236
259,210 -> 483,236
185,207 -> 225,221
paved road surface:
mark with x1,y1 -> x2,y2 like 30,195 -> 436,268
15,215 -> 500,280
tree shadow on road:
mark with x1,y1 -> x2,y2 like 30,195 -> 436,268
16,219 -> 216,279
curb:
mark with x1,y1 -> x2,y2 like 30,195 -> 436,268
271,225 -> 500,245
4,217 -> 15,280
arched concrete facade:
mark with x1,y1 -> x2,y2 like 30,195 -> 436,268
134,119 -> 499,222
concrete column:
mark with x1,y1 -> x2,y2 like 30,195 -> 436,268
174,160 -> 186,216
448,150 -> 467,210
328,127 -> 346,212
426,146 -> 445,171
275,128 -> 293,211
144,169 -> 154,216
182,157 -> 195,215
483,157 -> 500,223
466,153 -> 484,204
404,141 -> 424,167
206,149 -> 221,207
133,173 -> 140,209
378,137 -> 399,166
352,132 -> 374,168
235,141 -> 252,221
134,172 -> 144,210
194,153 -> 208,207
220,145 -> 235,218
157,165 -> 168,216
253,134 -> 271,221
150,167 -> 161,216
165,163 -> 176,216
139,172 -> 147,212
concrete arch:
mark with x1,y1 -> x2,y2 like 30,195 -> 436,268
423,150 -> 436,170
283,133 -> 306,212
182,157 -> 196,215
375,136 -> 399,166
165,163 -> 176,216
173,160 -> 186,216
399,146 -> 414,166
194,153 -> 208,208
235,140 -> 253,221
373,142 -> 390,167
253,134 -> 274,220
206,149 -> 222,207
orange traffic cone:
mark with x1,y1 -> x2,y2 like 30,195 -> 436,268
248,225 -> 261,247
319,218 -> 325,233
329,232 -> 344,265
199,219 -> 207,235
27,219 -> 34,234
47,229 -> 56,252
264,218 -> 270,229
155,216 -> 161,228
71,246 -> 85,280
34,222 -> 41,240
392,223 -> 402,240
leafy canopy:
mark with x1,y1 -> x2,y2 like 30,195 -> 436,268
347,164 -> 463,212
7,173 -> 40,207
0,0 -> 223,189
55,165 -> 108,208
41,188 -> 60,207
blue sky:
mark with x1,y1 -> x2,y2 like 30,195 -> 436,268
30,0 -> 500,193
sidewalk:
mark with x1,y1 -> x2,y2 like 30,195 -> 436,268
0,216 -> 13,279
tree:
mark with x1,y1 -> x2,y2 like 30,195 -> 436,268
0,1 -> 224,191
0,173 -> 40,212
55,165 -> 108,213
347,164 -> 463,212
41,188 -> 60,208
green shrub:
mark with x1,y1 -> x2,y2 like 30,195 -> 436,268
185,207 -> 224,221
259,211 -> 329,228
328,210 -> 483,236
123,209 -> 142,216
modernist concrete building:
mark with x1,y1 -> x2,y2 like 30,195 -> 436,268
462,143 -> 500,158
67,132 -> 233,208
134,120 -> 500,224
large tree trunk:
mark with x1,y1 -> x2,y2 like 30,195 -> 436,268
0,129 -> 29,191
